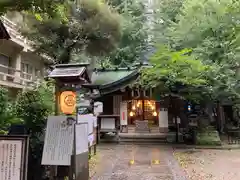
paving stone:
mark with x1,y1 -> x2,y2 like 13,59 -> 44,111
91,144 -> 188,180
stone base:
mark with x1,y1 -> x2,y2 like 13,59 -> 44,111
159,127 -> 169,133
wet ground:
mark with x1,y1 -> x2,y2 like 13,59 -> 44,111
173,148 -> 240,180
91,144 -> 187,180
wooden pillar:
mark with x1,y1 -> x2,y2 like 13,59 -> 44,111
141,90 -> 145,121
216,102 -> 225,133
49,80 -> 60,180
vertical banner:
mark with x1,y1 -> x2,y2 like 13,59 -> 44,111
74,123 -> 89,180
120,102 -> 128,125
77,114 -> 94,134
77,114 -> 97,147
158,108 -> 168,128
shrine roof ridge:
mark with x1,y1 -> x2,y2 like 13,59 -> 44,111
54,63 -> 90,68
93,66 -> 139,72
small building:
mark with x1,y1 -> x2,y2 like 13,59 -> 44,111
82,65 -> 186,137
0,16 -> 50,99
49,63 -> 228,143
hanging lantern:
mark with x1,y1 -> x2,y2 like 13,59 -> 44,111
60,91 -> 76,114
137,101 -> 141,107
129,111 -> 134,117
153,111 -> 157,116
132,105 -> 136,110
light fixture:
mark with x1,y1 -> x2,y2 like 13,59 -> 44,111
153,111 -> 157,116
137,101 -> 141,107
132,106 -> 136,110
129,111 -> 134,117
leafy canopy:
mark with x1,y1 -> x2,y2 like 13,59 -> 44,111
147,0 -> 240,102
20,0 -> 122,64
140,46 -> 211,89
103,0 -> 148,67
0,0 -> 68,15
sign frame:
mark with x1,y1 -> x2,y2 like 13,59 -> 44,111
0,135 -> 29,180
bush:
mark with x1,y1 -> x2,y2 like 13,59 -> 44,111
13,82 -> 54,180
0,87 -> 22,134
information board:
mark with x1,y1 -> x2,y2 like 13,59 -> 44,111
41,116 -> 74,166
74,123 -> 89,180
77,114 -> 97,147
75,123 -> 88,155
77,114 -> 94,134
0,136 -> 28,180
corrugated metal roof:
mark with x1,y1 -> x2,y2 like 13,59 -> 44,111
48,66 -> 86,78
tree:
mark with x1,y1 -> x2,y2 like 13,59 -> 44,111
20,0 -> 122,64
0,0 -> 69,15
151,0 -> 240,103
14,84 -> 53,180
150,0 -> 185,44
140,46 -> 211,99
102,0 -> 148,66
0,87 -> 22,134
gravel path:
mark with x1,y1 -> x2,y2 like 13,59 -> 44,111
173,148 -> 240,180
91,144 -> 188,180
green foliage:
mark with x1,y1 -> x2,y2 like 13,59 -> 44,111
0,88 -> 22,134
20,0 -> 122,64
0,0 -> 69,16
12,83 -> 54,179
35,80 -> 55,113
149,0 -> 240,102
14,90 -> 49,136
103,0 -> 148,66
151,0 -> 184,44
140,46 -> 211,89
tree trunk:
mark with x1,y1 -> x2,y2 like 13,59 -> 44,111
88,56 -> 96,79
216,102 -> 225,133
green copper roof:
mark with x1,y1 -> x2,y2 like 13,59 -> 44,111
91,68 -> 138,86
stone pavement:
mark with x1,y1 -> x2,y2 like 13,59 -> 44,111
91,144 -> 188,180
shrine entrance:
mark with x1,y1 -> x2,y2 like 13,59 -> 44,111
128,99 -> 159,126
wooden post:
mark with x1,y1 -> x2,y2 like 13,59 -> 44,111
175,115 -> 179,143
49,80 -> 59,180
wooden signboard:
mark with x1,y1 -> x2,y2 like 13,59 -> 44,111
0,135 -> 29,180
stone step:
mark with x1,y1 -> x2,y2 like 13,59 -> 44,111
119,133 -> 167,138
150,129 -> 160,133
119,139 -> 167,145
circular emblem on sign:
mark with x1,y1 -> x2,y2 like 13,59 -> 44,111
60,91 -> 77,114
64,94 -> 76,106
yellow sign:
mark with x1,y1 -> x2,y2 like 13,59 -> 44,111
60,91 -> 76,114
